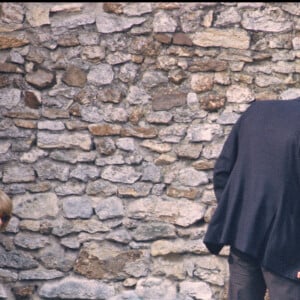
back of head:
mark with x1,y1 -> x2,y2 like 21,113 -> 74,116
0,190 -> 12,231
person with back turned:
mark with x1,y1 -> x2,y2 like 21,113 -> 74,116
204,99 -> 300,299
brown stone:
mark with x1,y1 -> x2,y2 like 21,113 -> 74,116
191,74 -> 214,93
25,69 -> 56,90
62,65 -> 87,88
24,90 -> 42,109
252,51 -> 272,61
129,107 -> 144,125
121,126 -> 157,138
192,160 -> 215,170
173,33 -> 193,46
0,62 -> 23,73
57,35 -> 80,47
103,2 -> 123,14
168,69 -> 187,85
0,36 -> 29,50
12,285 -> 35,297
199,92 -> 226,112
0,75 -> 10,87
69,103 -> 81,117
154,153 -> 177,165
131,55 -> 144,64
97,87 -> 123,103
65,121 -> 89,131
154,3 -> 181,9
74,242 -> 143,280
188,59 -> 228,72
167,186 -> 199,199
42,108 -> 69,119
95,138 -> 116,155
88,124 -> 122,136
255,91 -> 278,101
152,92 -> 187,111
154,33 -> 172,44
4,110 -> 40,119
74,90 -> 92,105
26,48 -> 44,64
27,182 -> 52,193
14,119 -> 37,129
131,37 -> 158,56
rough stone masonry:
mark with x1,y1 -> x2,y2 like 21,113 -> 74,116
0,2 -> 299,299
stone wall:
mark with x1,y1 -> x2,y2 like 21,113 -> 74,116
0,2 -> 299,299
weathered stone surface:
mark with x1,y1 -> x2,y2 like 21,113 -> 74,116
70,164 -> 100,182
25,69 -> 56,90
88,124 -> 121,136
192,28 -> 250,49
0,36 -> 29,49
151,239 -> 208,256
118,182 -> 152,197
135,277 -> 176,300
159,124 -> 186,143
62,65 -> 87,87
0,3 -> 297,299
0,248 -> 38,270
142,70 -> 168,88
191,73 -> 214,92
166,186 -> 199,199
146,111 -> 173,124
51,3 -> 83,13
152,92 -> 186,111
187,123 -> 222,142
74,241 -> 144,280
63,196 -> 94,219
51,12 -> 95,28
101,165 -> 141,184
189,58 -> 228,72
39,276 -> 115,299
280,88 -> 300,100
19,268 -> 64,280
37,132 -> 92,150
24,90 -> 42,109
175,143 -> 202,159
132,222 -> 176,241
179,281 -> 212,300
13,192 -> 59,219
87,63 -> 114,86
123,3 -> 152,16
199,92 -> 226,112
2,163 -> 35,183
12,285 -> 35,298
0,3 -> 24,23
242,7 -> 293,32
0,62 -> 23,73
173,32 -> 193,46
94,196 -> 124,220
26,3 -> 50,27
96,12 -> 146,33
127,197 -> 206,227
226,85 -> 255,103
0,88 -> 21,109
103,2 -> 123,14
153,11 -> 177,33
14,232 -> 50,250
121,126 -> 158,138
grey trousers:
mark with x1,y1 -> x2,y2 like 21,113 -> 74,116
228,248 -> 300,300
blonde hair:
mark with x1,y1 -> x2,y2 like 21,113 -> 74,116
0,190 -> 12,230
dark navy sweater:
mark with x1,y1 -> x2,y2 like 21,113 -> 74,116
204,99 -> 300,281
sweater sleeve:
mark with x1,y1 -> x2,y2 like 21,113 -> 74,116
213,116 -> 242,203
